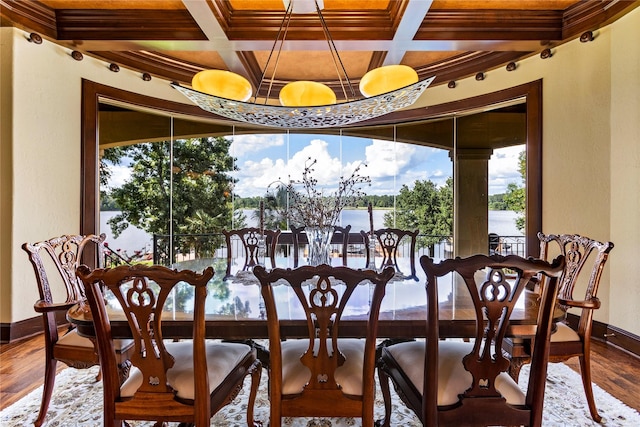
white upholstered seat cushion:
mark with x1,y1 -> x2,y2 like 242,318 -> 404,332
57,330 -> 133,353
280,338 -> 365,396
386,340 -> 525,406
550,322 -> 581,342
120,340 -> 252,400
56,329 -> 96,348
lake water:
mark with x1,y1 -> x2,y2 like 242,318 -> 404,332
100,211 -> 154,255
100,209 -> 521,253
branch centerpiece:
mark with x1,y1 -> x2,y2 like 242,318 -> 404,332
269,158 -> 370,266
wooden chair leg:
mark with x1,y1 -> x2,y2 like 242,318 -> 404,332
270,392 -> 282,427
376,363 -> 393,427
578,353 -> 602,423
247,359 -> 263,427
35,358 -> 58,427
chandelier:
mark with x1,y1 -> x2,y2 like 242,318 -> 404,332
171,0 -> 435,129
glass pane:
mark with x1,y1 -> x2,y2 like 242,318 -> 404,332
169,133 -> 234,268
98,101 -> 526,272
488,144 -> 526,256
453,102 -> 527,257
98,103 -> 171,267
395,121 -> 454,262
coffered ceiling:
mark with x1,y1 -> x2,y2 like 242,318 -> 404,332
2,0 -> 638,101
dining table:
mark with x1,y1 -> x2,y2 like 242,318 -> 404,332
68,255 -> 562,358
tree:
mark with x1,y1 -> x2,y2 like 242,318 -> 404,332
385,178 -> 453,248
263,185 -> 290,230
104,137 -> 243,259
503,151 -> 526,231
99,146 -> 128,210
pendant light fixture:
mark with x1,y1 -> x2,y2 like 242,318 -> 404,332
172,0 -> 435,128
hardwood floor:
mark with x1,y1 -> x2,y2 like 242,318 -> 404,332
1,333 -> 639,412
0,332 -> 66,409
563,340 -> 640,412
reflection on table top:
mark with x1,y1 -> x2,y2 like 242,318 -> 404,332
69,256 -> 560,340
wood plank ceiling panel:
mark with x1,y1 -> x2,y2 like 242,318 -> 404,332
2,0 -> 638,97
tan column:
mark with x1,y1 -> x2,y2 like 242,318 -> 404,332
453,148 -> 493,257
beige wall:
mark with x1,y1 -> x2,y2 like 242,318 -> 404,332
1,28 -> 14,322
1,27 -> 185,323
1,7 -> 639,335
609,10 -> 640,332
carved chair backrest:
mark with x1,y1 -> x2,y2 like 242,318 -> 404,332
253,264 -> 394,404
290,225 -> 351,267
223,227 -> 281,278
419,254 -> 564,425
23,234 -> 106,307
77,264 -> 214,419
538,232 -> 613,333
360,228 -> 418,280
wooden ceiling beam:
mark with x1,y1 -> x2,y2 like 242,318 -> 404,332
562,0 -> 640,40
222,10 -> 396,41
54,9 -> 206,40
416,10 -> 563,41
0,0 -> 57,38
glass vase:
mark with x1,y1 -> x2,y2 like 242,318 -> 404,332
366,232 -> 377,270
306,226 -> 334,266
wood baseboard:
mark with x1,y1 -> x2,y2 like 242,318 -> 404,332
604,325 -> 640,358
0,312 -> 67,343
564,313 -> 640,358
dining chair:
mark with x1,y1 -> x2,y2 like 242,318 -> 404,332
22,233 -> 134,427
290,224 -> 351,267
77,264 -> 262,427
506,232 -> 614,422
253,264 -> 395,427
377,253 -> 565,427
360,228 -> 419,280
223,227 -> 281,279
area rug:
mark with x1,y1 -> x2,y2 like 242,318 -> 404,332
2,362 -> 638,426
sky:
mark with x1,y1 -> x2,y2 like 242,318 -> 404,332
106,133 -> 524,198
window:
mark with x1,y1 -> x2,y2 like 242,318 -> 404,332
83,80 -> 542,264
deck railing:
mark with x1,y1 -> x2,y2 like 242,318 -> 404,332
130,232 -> 525,268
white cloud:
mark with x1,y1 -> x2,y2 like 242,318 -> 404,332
230,134 -> 285,157
287,139 -> 343,184
488,145 -> 525,194
233,138 -> 369,197
105,163 -> 132,189
365,139 -> 416,178
232,157 -> 287,197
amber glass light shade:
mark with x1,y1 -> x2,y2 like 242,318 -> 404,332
192,70 -> 252,102
359,65 -> 419,98
279,81 -> 337,107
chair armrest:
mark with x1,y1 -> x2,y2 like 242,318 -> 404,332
557,296 -> 601,310
34,300 -> 78,313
